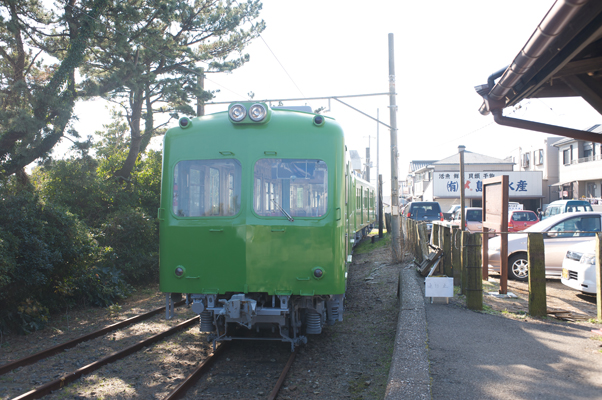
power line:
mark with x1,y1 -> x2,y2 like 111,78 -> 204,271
259,36 -> 305,97
231,0 -> 306,97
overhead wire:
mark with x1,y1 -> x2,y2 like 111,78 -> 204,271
232,0 -> 306,98
432,102 -> 525,150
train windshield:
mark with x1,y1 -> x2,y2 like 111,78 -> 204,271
172,159 -> 241,217
254,159 -> 328,218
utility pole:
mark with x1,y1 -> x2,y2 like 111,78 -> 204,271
459,145 -> 466,231
377,108 -> 382,238
388,33 -> 401,262
196,67 -> 205,117
365,147 -> 370,183
376,109 -> 380,194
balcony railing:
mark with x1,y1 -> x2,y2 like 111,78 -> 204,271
565,154 -> 602,165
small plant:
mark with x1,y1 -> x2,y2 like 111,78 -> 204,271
354,233 -> 391,254
107,304 -> 122,318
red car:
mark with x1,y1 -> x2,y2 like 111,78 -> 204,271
508,210 -> 539,232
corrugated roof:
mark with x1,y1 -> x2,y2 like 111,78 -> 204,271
408,160 -> 436,172
434,150 -> 513,165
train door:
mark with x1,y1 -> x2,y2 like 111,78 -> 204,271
345,164 -> 349,259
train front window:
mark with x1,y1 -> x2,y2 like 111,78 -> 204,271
254,159 -> 328,217
173,159 -> 241,217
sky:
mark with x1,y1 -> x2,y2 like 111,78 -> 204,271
71,0 -> 602,188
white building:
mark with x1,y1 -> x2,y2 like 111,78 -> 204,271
408,151 -> 544,213
553,125 -> 602,207
505,135 -> 562,205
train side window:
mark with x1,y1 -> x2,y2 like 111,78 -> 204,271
254,158 -> 328,217
173,159 -> 241,217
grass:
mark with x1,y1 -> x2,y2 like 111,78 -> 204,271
354,231 -> 391,255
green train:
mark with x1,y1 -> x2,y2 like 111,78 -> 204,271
159,102 -> 376,350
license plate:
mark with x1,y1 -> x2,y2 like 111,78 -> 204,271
562,268 -> 569,279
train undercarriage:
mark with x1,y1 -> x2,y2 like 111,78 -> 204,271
166,292 -> 344,351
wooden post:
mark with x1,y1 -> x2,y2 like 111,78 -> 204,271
465,232 -> 483,310
482,227 -> 489,281
432,223 -> 440,248
418,223 -> 429,261
410,220 -> 418,259
414,221 -> 422,263
460,230 -> 468,295
443,226 -> 452,277
596,233 -> 602,321
527,233 -> 547,317
452,227 -> 461,286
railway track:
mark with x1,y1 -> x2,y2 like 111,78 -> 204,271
0,300 -> 186,376
10,317 -> 199,400
1,301 -> 189,400
164,342 -> 297,400
2,302 -> 298,400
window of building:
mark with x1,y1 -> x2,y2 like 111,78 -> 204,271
536,149 -> 544,165
563,148 -> 571,165
522,152 -> 530,168
584,142 -> 593,159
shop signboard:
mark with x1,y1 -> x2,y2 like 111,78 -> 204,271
433,171 -> 542,198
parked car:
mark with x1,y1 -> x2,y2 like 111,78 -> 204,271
488,211 -> 602,281
405,201 -> 443,233
507,210 -> 539,232
541,199 -> 593,220
450,207 -> 483,232
560,240 -> 597,295
444,204 -> 461,221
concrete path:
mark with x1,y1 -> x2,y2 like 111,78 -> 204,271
386,264 -> 602,400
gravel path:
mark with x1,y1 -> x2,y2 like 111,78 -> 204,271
0,236 -> 402,400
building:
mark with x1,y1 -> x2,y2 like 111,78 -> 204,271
505,135 -> 562,205
553,125 -> 602,206
408,151 -> 543,212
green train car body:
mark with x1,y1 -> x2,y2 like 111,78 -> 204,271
159,102 -> 375,349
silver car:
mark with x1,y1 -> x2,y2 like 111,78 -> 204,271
488,211 -> 602,281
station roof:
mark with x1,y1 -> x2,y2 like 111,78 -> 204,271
475,0 -> 602,143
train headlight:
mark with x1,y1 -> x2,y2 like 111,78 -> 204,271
229,103 -> 247,122
249,103 -> 267,122
312,267 -> 324,280
179,117 -> 191,129
174,266 -> 185,278
313,115 -> 325,126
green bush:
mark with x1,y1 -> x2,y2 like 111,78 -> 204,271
98,207 -> 158,283
0,183 -> 132,334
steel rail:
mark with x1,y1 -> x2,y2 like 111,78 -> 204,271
268,348 -> 297,400
11,316 -> 199,400
0,300 -> 186,376
163,342 -> 229,400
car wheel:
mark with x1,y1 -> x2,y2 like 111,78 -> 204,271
508,253 -> 528,282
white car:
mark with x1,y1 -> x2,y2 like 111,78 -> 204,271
561,240 -> 597,295
488,211 -> 602,281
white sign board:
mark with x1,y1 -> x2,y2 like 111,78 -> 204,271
508,202 -> 523,211
433,171 -> 542,198
425,277 -> 454,298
